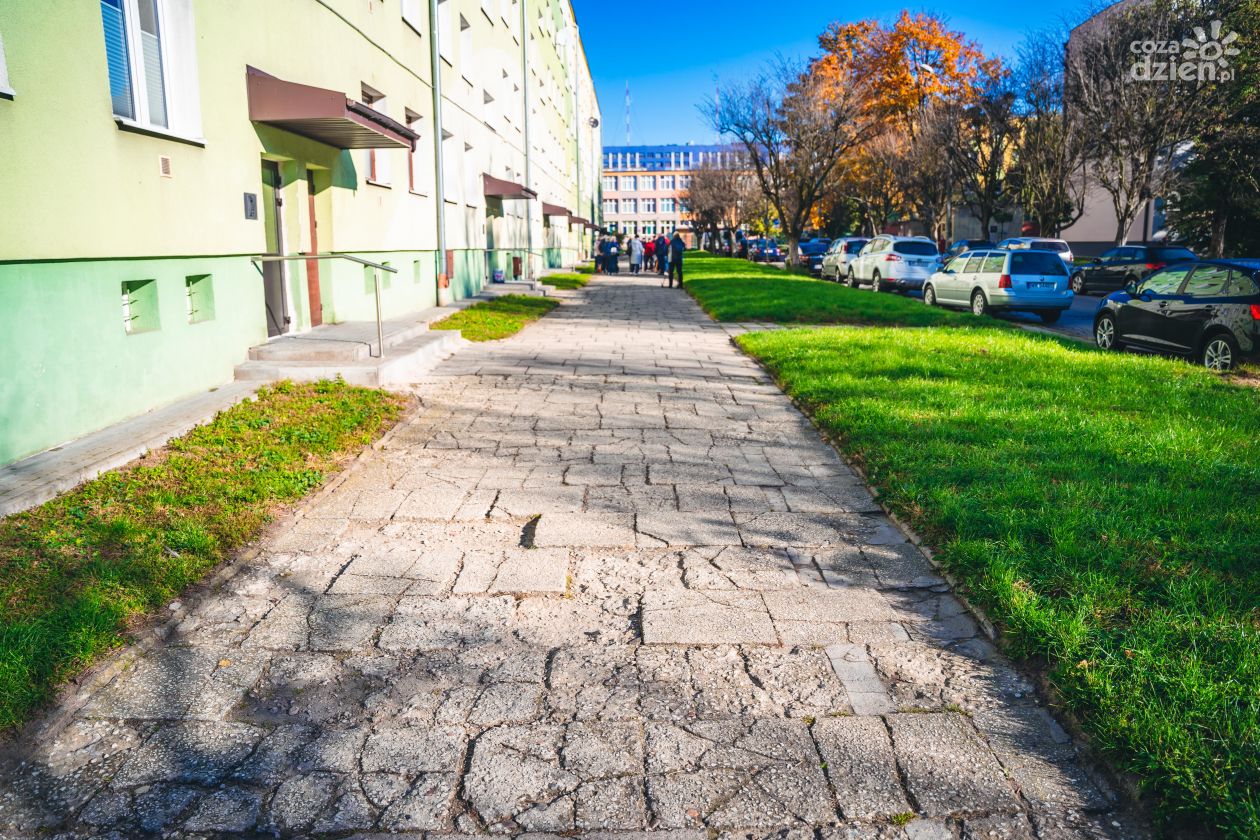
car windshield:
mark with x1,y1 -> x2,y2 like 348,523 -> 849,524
894,241 -> 938,256
1151,247 -> 1197,261
1032,240 -> 1069,253
1010,252 -> 1068,276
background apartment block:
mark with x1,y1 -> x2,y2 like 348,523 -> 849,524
600,143 -> 744,239
0,0 -> 601,467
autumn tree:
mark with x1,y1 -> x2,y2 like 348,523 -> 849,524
705,56 -> 877,266
1009,32 -> 1090,237
942,71 -> 1018,238
682,159 -> 766,244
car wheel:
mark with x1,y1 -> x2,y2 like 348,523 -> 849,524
1202,332 -> 1239,372
970,290 -> 988,316
846,268 -> 858,288
871,271 -> 882,292
1039,309 -> 1062,324
1070,273 -> 1086,294
1095,312 -> 1120,350
923,285 -> 937,307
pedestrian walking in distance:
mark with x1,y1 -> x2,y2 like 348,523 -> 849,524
608,238 -> 620,274
654,233 -> 669,275
629,236 -> 644,275
668,231 -> 686,288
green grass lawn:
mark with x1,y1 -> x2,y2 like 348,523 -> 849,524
738,325 -> 1260,837
0,380 -> 405,728
684,252 -> 993,327
543,272 -> 590,291
430,294 -> 560,341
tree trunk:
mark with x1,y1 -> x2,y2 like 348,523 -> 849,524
1210,211 -> 1227,258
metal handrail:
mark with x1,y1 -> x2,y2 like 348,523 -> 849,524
251,253 -> 398,358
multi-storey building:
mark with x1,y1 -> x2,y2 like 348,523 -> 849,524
600,143 -> 744,239
0,0 -> 601,467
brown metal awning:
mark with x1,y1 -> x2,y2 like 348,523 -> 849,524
542,202 -> 572,217
483,174 -> 537,200
568,215 -> 590,227
246,66 -> 417,150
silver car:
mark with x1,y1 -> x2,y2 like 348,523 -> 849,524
820,237 -> 869,282
996,237 -> 1074,265
846,235 -> 941,292
923,248 -> 1074,322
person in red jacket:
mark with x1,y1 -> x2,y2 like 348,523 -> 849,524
643,238 -> 656,266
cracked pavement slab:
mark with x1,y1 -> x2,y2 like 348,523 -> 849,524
0,274 -> 1147,838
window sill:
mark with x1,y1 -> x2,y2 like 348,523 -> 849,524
115,117 -> 205,147
366,179 -> 393,189
410,189 -> 429,198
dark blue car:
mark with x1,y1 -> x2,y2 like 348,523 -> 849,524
1093,259 -> 1260,371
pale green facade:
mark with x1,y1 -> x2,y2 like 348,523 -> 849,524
0,0 -> 601,466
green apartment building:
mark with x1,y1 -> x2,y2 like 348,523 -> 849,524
0,0 -> 602,466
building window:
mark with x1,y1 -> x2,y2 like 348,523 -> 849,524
642,198 -> 656,214
185,274 -> 214,323
660,175 -> 675,190
437,0 -> 454,61
620,175 -> 636,191
121,279 -> 160,334
362,84 -> 390,185
640,175 -> 656,191
405,108 -> 423,193
0,31 -> 13,99
642,221 -> 655,236
660,198 -> 675,213
678,175 -> 692,188
401,0 -> 424,34
100,0 -> 201,137
602,175 -> 615,191
620,198 -> 637,214
603,198 -> 616,215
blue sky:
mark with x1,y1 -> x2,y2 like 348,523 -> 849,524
572,1 -> 1083,146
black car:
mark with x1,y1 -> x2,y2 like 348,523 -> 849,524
943,239 -> 994,260
1093,259 -> 1260,371
1070,244 -> 1198,295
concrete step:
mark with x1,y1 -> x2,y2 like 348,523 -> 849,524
235,330 -> 465,388
249,321 -> 431,362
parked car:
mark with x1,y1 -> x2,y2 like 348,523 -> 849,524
820,237 -> 869,282
1093,259 -> 1260,371
943,239 -> 995,261
997,237 -> 1074,265
1069,244 -> 1198,295
923,248 -> 1074,322
846,236 -> 940,292
749,238 -> 782,263
797,238 -> 832,273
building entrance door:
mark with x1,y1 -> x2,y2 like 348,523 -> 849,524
260,160 -> 289,337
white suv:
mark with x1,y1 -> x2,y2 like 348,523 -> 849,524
846,236 -> 941,292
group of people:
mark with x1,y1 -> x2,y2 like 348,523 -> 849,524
594,232 -> 687,287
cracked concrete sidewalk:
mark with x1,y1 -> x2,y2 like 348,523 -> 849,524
0,275 -> 1148,838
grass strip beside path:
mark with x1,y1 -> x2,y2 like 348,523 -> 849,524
431,294 -> 559,341
542,272 -> 590,291
0,380 -> 405,729
737,325 -> 1260,837
684,252 -> 993,327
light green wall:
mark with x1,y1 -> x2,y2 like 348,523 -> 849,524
0,257 -> 263,465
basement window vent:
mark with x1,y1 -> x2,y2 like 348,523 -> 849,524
121,279 -> 160,335
185,274 -> 215,324
158,155 -> 173,178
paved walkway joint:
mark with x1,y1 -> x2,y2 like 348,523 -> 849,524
0,275 -> 1146,838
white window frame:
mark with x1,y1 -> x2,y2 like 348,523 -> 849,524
660,198 -> 675,213
620,198 -> 637,214
102,0 -> 202,142
660,175 -> 675,190
401,0 -> 424,35
642,198 -> 656,214
0,32 -> 13,99
640,175 -> 656,191
437,0 -> 454,63
603,199 -> 616,215
601,176 -> 615,191
405,108 -> 425,195
620,175 -> 636,191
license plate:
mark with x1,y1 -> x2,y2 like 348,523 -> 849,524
1029,282 -> 1053,289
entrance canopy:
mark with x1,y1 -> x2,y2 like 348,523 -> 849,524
483,175 -> 537,200
246,67 -> 417,150
542,202 -> 572,217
